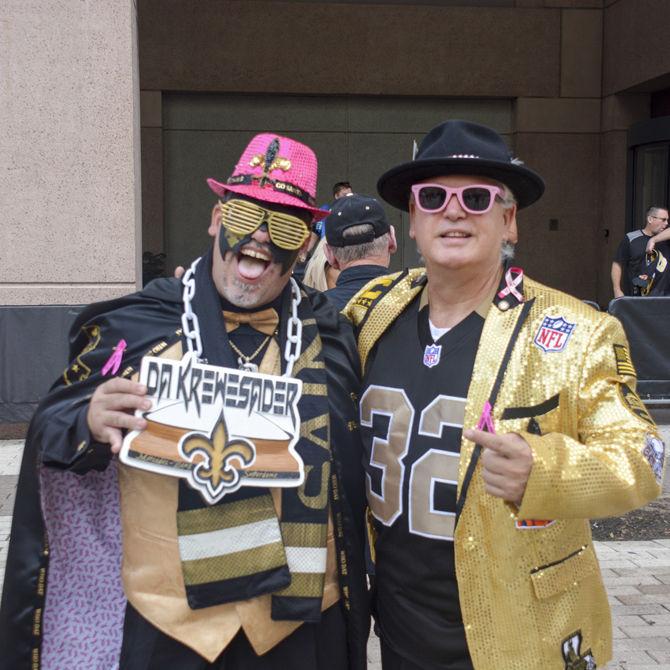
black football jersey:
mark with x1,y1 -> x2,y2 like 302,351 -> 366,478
615,231 -> 670,295
361,295 -> 483,669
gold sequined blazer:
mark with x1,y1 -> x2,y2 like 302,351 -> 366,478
345,268 -> 664,670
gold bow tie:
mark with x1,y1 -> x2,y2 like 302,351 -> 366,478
222,308 -> 279,336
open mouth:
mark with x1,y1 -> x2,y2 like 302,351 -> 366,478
236,245 -> 273,281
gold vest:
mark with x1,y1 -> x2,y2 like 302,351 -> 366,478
120,337 -> 340,662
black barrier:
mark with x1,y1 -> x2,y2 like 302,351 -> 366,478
0,305 -> 84,422
608,297 -> 670,401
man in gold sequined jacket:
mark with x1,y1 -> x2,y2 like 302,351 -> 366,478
344,120 -> 664,670
0,134 -> 369,669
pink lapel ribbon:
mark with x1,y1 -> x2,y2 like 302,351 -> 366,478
497,266 -> 524,303
476,400 -> 495,434
102,339 -> 127,376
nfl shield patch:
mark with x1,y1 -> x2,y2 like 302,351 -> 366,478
534,316 -> 576,353
423,343 -> 442,368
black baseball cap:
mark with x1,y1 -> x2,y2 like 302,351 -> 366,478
325,194 -> 391,247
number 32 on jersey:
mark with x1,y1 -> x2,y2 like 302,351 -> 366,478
360,385 -> 466,542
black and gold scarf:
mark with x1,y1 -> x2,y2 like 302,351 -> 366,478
176,250 -> 331,622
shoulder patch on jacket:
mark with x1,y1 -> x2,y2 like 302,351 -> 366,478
643,433 -> 665,484
350,275 -> 399,311
613,344 -> 636,378
63,324 -> 102,385
344,269 -> 415,329
618,383 -> 654,426
533,315 -> 576,353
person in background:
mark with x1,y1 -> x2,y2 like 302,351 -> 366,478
612,205 -> 670,296
314,181 -> 355,240
322,193 -> 396,310
333,181 -> 353,200
303,238 -> 340,292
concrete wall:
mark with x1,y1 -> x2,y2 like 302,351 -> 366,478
0,0 -> 142,305
603,0 -> 670,95
139,1 -> 560,97
6,0 -> 670,307
138,0 -> 617,302
511,3 -> 604,298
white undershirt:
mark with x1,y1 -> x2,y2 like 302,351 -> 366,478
429,319 -> 450,342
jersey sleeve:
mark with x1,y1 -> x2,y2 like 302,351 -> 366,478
516,314 -> 663,520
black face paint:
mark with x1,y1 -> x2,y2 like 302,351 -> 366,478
218,223 -> 302,275
274,245 -> 301,275
218,224 -> 247,257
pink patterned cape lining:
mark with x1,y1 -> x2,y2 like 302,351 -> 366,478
39,460 -> 126,668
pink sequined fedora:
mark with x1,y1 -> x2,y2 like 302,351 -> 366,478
207,133 -> 330,221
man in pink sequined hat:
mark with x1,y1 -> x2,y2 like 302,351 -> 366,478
205,133 -> 329,288
204,133 -> 330,295
0,133 -> 369,669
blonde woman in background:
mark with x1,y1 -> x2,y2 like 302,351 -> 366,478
303,238 -> 339,291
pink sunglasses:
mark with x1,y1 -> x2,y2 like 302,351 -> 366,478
411,183 -> 503,215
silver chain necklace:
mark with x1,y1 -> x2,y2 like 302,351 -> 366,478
180,256 -> 303,377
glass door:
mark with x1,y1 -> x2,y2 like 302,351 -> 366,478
632,143 -> 669,229
627,116 -> 670,231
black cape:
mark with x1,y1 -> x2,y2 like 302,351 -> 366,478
0,275 -> 369,669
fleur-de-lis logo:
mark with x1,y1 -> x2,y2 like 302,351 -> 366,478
64,324 -> 101,385
179,412 -> 256,503
249,138 -> 292,177
562,632 -> 596,670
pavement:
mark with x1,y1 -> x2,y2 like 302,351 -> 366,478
2,428 -> 670,669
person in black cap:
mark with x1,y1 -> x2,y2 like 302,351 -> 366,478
322,194 -> 397,309
344,120 -> 664,670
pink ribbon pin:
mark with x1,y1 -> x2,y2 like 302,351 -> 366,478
102,339 -> 127,376
476,400 -> 495,434
497,266 -> 524,303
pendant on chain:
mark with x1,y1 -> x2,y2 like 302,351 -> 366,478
228,333 -> 274,373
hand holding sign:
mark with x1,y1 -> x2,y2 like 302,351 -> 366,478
87,378 -> 151,453
463,428 -> 533,506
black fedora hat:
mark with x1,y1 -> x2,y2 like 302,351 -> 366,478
377,120 -> 545,211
